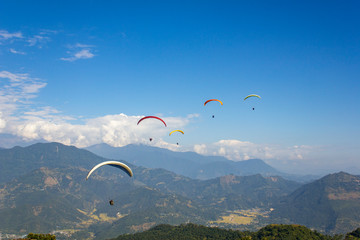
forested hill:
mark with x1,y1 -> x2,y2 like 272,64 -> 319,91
111,223 -> 345,240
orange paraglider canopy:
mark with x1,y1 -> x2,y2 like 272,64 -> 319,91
204,99 -> 223,106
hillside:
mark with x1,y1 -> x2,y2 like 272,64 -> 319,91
90,188 -> 219,239
0,142 -> 107,183
270,172 -> 360,234
0,167 -> 299,239
0,166 -> 135,234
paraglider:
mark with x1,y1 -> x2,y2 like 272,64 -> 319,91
169,130 -> 184,146
137,116 -> 166,144
244,94 -> 261,110
137,116 -> 167,127
244,94 -> 261,101
169,130 -> 184,136
204,99 -> 223,118
204,99 -> 223,106
86,161 -> 133,180
86,161 -> 133,206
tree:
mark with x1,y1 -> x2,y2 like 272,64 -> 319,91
26,233 -> 56,240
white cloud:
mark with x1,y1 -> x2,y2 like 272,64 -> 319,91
39,29 -> 59,35
0,71 -> 47,117
2,112 -> 192,148
9,48 -> 26,55
27,35 -> 51,47
0,29 -> 56,49
0,71 -> 28,82
75,49 -> 94,59
74,43 -> 94,48
194,144 -> 207,155
0,112 -> 6,129
61,43 -> 95,62
193,139 -> 315,162
0,30 -> 23,41
26,29 -> 57,48
61,49 -> 95,62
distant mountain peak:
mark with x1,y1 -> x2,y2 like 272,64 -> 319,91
321,171 -> 358,183
85,143 -> 285,180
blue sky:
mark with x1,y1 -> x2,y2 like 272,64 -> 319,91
0,0 -> 359,174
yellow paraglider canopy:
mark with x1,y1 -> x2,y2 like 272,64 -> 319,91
169,130 -> 185,136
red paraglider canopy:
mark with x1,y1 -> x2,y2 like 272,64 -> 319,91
137,116 -> 167,127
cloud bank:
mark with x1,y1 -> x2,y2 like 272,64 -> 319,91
0,71 -> 191,148
193,139 -> 314,161
0,70 -> 327,170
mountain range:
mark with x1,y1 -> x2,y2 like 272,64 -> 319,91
85,143 -> 317,182
0,142 -> 359,239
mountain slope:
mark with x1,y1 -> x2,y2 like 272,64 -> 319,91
0,167 -> 92,233
92,187 -> 219,239
0,165 -> 219,239
0,142 -> 108,183
132,169 -> 301,210
271,172 -> 360,234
